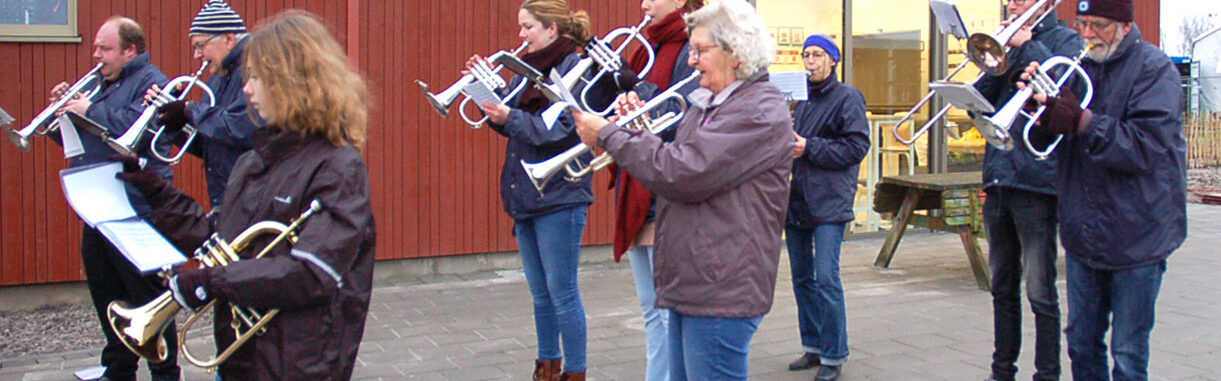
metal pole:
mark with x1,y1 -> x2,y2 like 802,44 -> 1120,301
927,10 -> 948,174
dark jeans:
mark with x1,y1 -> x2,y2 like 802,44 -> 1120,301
1066,256 -> 1166,381
82,226 -> 180,381
784,223 -> 850,365
983,188 -> 1060,381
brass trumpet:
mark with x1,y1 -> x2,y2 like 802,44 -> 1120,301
892,0 -> 1062,146
106,60 -> 216,164
5,63 -> 103,151
521,71 -> 700,193
108,201 -> 322,371
415,42 -> 530,127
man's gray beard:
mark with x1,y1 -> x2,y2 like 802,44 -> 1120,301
1086,27 -> 1126,62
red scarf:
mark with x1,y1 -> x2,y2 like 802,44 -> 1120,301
516,38 -> 578,113
610,10 -> 689,262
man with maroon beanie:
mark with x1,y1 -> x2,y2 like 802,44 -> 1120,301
1020,0 -> 1185,379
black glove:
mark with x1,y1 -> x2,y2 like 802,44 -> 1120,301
156,100 -> 189,134
170,268 -> 212,311
110,154 -> 168,197
1037,86 -> 1085,135
612,66 -> 640,93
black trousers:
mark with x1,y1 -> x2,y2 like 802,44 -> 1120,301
81,226 -> 180,381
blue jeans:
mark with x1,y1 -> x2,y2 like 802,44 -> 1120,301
1066,256 -> 1166,381
668,311 -> 762,381
629,245 -> 671,381
516,206 -> 589,372
784,223 -> 849,365
983,189 -> 1060,380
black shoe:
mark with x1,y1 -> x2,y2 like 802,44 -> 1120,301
815,365 -> 842,381
787,353 -> 820,371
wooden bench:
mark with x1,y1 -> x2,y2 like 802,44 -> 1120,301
873,172 -> 990,291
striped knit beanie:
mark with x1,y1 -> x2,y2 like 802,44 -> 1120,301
189,0 -> 247,35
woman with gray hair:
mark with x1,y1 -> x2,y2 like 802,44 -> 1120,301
574,1 -> 792,379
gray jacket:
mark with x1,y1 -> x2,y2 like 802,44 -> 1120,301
598,72 -> 794,317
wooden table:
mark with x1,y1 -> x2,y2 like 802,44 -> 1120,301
873,171 -> 990,290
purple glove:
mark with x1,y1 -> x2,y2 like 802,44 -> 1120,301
170,268 -> 212,311
110,154 -> 168,197
155,100 -> 189,133
1038,87 -> 1086,135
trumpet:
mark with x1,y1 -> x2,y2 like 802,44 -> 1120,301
107,201 -> 322,371
976,47 -> 1094,159
415,42 -> 530,127
5,63 -> 103,151
521,71 -> 699,193
547,16 -> 655,115
105,61 -> 215,164
892,0 -> 1062,146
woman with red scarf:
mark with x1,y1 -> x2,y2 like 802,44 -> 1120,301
609,1 -> 703,380
465,1 -> 595,380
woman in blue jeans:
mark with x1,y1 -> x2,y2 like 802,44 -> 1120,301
783,34 -> 870,381
467,1 -> 595,379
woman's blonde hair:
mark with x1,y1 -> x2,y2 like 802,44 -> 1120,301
521,0 -> 591,44
244,10 -> 371,151
684,0 -> 706,11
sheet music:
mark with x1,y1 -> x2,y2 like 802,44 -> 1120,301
60,162 -> 136,227
461,81 -> 502,111
930,80 -> 996,114
768,71 -> 809,102
56,114 -> 86,158
931,0 -> 970,39
96,219 -> 186,273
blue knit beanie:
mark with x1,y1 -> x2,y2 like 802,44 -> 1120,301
802,34 -> 840,62
190,0 -> 247,35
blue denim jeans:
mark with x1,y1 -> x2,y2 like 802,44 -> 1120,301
515,206 -> 589,372
629,245 -> 671,381
1066,256 -> 1166,381
784,223 -> 850,365
668,311 -> 762,381
983,188 -> 1060,380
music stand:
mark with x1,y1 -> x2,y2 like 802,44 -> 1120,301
931,0 -> 969,40
929,81 -> 995,114
62,111 -> 110,138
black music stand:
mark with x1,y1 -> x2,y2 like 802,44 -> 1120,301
61,110 -> 110,138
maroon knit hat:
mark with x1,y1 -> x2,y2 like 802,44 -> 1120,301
1076,0 -> 1134,22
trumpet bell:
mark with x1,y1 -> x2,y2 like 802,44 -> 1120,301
416,80 -> 456,118
5,128 -> 31,151
108,292 -> 181,363
967,33 -> 1009,76
974,115 -> 1015,151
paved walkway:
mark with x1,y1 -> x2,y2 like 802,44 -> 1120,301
4,204 -> 1220,380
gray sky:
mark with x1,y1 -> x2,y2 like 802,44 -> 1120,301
1161,0 -> 1221,56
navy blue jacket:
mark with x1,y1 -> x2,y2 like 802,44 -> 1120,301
489,52 -> 594,220
787,73 -> 870,227
1039,26 -> 1186,270
55,52 -> 170,216
182,36 -> 262,207
975,11 -> 1082,195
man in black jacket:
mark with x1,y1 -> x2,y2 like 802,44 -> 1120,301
1021,0 -> 1186,379
973,1 -> 1082,380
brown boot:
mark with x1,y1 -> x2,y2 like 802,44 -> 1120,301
533,359 -> 562,381
558,371 -> 585,381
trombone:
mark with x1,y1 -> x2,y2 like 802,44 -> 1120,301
892,0 -> 1062,146
107,201 -> 322,371
5,63 -> 104,151
975,47 -> 1094,160
106,61 -> 215,164
415,42 -> 530,127
521,71 -> 699,193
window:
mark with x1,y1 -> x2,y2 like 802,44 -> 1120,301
0,0 -> 80,43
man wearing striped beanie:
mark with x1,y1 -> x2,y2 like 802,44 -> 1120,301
147,0 -> 261,209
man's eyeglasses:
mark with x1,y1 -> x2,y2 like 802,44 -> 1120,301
1070,19 -> 1117,33
191,35 -> 221,53
689,43 -> 719,60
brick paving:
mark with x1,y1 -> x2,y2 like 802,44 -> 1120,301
4,204 -> 1219,380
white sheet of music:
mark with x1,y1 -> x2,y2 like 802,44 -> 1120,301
462,81 -> 502,111
769,71 -> 809,102
56,114 -> 86,158
96,219 -> 186,273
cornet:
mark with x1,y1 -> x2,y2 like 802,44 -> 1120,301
108,201 -> 322,371
892,0 -> 1062,146
105,61 -> 215,164
5,63 -> 104,151
976,47 -> 1094,160
521,71 -> 700,193
415,42 -> 530,127
545,16 -> 656,115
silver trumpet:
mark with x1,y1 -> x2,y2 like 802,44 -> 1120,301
560,16 -> 655,115
892,0 -> 1062,146
5,63 -> 103,151
521,71 -> 699,193
976,47 -> 1094,159
414,42 -> 530,127
106,61 -> 215,164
